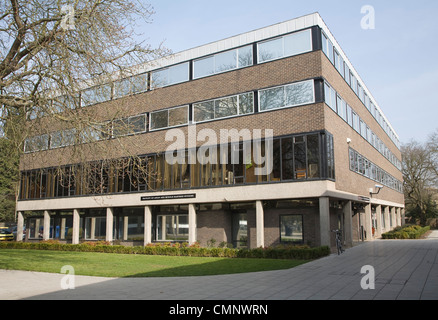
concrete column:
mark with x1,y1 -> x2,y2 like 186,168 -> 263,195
17,212 -> 24,242
43,211 -> 50,240
319,197 -> 331,247
106,208 -> 114,243
343,201 -> 353,247
123,216 -> 129,241
364,204 -> 372,240
144,206 -> 152,246
390,207 -> 396,229
60,218 -> 66,240
188,204 -> 197,245
396,208 -> 401,227
401,208 -> 406,226
256,200 -> 265,248
384,206 -> 390,233
376,205 -> 383,238
72,209 -> 80,244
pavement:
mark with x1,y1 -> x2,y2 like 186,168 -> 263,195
1,230 -> 438,301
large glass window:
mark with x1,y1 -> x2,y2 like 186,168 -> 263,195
114,73 -> 148,98
258,29 -> 312,63
157,214 -> 188,241
24,134 -> 49,153
81,84 -> 112,107
151,62 -> 189,89
85,215 -> 106,240
150,105 -> 189,130
280,215 -> 303,244
193,45 -> 253,79
259,80 -> 314,112
193,92 -> 254,123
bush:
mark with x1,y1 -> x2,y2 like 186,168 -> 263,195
382,225 -> 430,239
0,241 -> 330,260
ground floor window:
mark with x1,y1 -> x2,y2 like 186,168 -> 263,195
84,216 -> 106,240
232,213 -> 248,248
280,215 -> 303,244
156,214 -> 188,241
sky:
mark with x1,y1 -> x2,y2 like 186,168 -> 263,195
136,0 -> 438,145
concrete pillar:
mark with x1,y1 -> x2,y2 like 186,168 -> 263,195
396,208 -> 401,227
343,201 -> 353,247
401,208 -> 406,226
106,208 -> 114,243
364,204 -> 372,240
72,209 -> 80,244
384,206 -> 390,233
17,212 -> 24,242
123,216 -> 129,241
144,206 -> 152,246
376,205 -> 383,238
188,204 -> 197,245
43,211 -> 50,240
256,200 -> 265,248
319,197 -> 331,247
60,218 -> 66,240
390,207 -> 396,229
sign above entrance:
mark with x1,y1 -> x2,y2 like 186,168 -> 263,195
141,194 -> 196,201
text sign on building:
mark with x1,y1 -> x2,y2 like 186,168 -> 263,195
141,194 -> 196,201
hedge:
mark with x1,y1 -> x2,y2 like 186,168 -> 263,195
0,241 -> 330,260
381,225 -> 431,240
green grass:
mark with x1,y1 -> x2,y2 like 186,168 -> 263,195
0,249 -> 308,278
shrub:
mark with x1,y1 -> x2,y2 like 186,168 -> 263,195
0,241 -> 330,260
382,225 -> 430,239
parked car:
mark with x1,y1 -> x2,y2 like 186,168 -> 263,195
0,227 -> 14,241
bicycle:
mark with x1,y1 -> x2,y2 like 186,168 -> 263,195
332,229 -> 345,255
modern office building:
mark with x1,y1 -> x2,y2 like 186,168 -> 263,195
16,13 -> 404,250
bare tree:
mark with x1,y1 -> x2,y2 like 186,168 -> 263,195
402,140 -> 438,226
0,0 -> 165,149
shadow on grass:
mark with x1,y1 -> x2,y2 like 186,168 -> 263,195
124,258 -> 309,278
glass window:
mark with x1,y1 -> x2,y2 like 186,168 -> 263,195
260,86 -> 284,111
283,29 -> 312,57
50,129 -> 76,149
215,50 -> 237,73
281,137 -> 293,180
215,96 -> 238,119
307,134 -> 320,178
150,110 -> 168,130
285,80 -> 314,106
239,92 -> 254,115
280,215 -> 303,244
24,134 -> 49,153
193,56 -> 215,79
337,95 -> 346,121
81,84 -> 112,107
151,62 -> 189,88
157,214 -> 188,241
168,106 -> 188,127
114,73 -> 147,98
129,114 -> 147,134
193,101 -> 215,123
258,29 -> 312,63
258,37 -> 283,63
85,216 -> 106,240
260,80 -> 314,112
238,45 -> 253,68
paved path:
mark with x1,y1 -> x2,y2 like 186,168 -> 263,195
1,231 -> 438,300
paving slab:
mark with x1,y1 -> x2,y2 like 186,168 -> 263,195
1,232 -> 438,300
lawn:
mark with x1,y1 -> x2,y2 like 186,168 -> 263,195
0,249 -> 308,278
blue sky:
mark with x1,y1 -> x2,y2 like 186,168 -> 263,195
140,0 -> 438,144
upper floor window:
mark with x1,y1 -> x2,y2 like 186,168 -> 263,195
193,45 -> 253,79
193,92 -> 254,123
257,29 -> 312,63
150,105 -> 189,131
81,84 -> 112,107
114,73 -> 148,98
259,80 -> 314,112
150,62 -> 189,89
